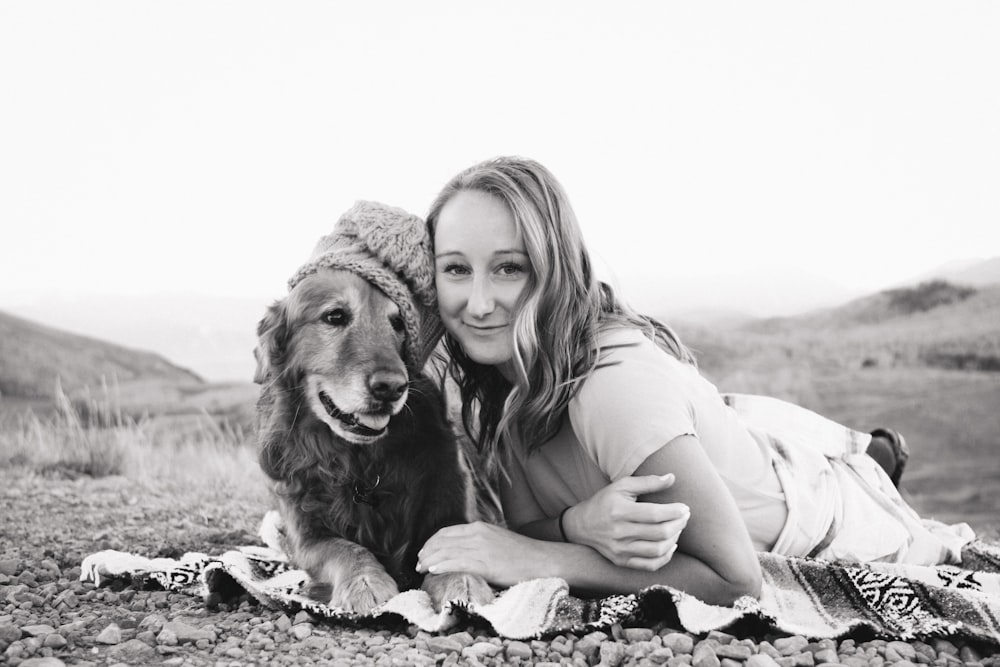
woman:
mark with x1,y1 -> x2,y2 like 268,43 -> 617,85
415,156 -> 973,606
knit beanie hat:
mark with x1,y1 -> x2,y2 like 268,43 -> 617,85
287,201 -> 445,370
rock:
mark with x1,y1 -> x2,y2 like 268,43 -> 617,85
934,639 -> 959,656
506,640 -> 533,660
275,614 -> 292,632
156,627 -> 178,646
708,631 -> 737,644
888,641 -> 918,661
137,614 -> 166,633
625,628 -> 657,643
290,624 -> 312,640
0,623 -> 21,642
463,641 -> 501,659
96,623 -> 122,645
575,634 -> 603,661
813,648 -> 838,663
106,638 -> 157,663
17,658 -> 66,667
717,644 -> 753,660
774,636 -> 810,656
960,646 -> 982,663
757,642 -> 782,660
450,631 -> 475,647
650,647 -> 675,664
160,620 -> 213,644
426,635 -> 463,654
42,634 -> 67,649
0,560 -> 19,576
600,641 -> 627,667
693,642 -> 721,667
748,655 -> 781,667
721,659 -> 743,667
292,610 -> 313,625
20,625 -> 55,637
663,633 -> 695,655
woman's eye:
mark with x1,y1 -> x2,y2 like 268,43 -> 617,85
497,262 -> 526,277
441,263 -> 470,276
322,308 -> 350,326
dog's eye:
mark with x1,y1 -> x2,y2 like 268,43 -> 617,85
389,315 -> 405,333
322,308 -> 350,326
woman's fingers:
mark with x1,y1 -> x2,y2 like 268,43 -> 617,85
618,501 -> 690,524
610,473 -> 676,498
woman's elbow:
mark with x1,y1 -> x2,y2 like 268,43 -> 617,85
718,562 -> 762,605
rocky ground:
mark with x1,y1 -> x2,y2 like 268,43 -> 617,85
1,468 -> 999,667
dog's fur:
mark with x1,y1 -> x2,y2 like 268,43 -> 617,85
254,268 -> 492,614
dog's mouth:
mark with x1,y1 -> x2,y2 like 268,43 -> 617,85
318,391 -> 390,438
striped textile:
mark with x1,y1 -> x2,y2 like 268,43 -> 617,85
81,538 -> 1000,643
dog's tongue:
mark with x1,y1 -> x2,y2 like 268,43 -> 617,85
356,413 -> 390,431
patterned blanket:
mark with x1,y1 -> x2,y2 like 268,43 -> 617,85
81,524 -> 1000,644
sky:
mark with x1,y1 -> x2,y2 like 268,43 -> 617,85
1,1 -> 999,320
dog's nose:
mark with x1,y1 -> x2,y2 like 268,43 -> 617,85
369,371 -> 407,402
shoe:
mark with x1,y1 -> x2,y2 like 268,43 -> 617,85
870,427 -> 909,487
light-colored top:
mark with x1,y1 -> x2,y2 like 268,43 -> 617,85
508,325 -> 975,565
509,326 -> 788,552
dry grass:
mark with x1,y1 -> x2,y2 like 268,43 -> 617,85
0,381 -> 268,504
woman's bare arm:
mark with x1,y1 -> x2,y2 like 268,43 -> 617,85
418,435 -> 762,605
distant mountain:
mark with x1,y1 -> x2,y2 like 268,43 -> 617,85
0,309 -> 202,400
903,256 -> 1000,288
5,293 -> 271,383
736,281 -> 1000,372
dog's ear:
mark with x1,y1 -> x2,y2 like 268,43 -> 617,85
254,300 -> 289,384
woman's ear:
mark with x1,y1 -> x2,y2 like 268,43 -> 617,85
254,300 -> 289,384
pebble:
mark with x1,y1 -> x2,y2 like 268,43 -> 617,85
290,623 -> 312,640
626,627 -> 657,642
505,640 -> 533,660
664,632 -> 696,654
601,641 -> 627,667
17,658 -> 67,667
717,644 -> 753,660
748,655 -> 782,667
426,635 -> 463,654
774,636 -> 811,656
95,623 -> 122,645
0,559 -> 20,576
694,642 -> 722,667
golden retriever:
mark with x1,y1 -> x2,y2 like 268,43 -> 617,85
254,268 -> 493,614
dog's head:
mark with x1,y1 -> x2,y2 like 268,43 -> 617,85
255,268 -> 410,445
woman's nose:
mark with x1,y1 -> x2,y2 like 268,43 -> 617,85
466,277 -> 496,317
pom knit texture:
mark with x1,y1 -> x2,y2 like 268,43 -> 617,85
287,201 -> 444,369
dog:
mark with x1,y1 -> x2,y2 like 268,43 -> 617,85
253,267 -> 493,614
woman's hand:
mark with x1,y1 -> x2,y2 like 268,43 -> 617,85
564,474 -> 690,571
417,522 -> 554,588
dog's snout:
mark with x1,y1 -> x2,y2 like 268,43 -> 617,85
369,371 -> 407,402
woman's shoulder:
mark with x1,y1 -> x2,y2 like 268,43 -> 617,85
594,324 -> 686,368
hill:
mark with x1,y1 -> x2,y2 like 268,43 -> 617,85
905,256 -> 1000,288
674,280 -> 1000,530
0,308 -> 203,401
731,281 -> 1000,372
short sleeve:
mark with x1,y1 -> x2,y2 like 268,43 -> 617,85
567,328 -> 698,481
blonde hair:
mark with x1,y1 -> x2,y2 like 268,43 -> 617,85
427,156 -> 695,464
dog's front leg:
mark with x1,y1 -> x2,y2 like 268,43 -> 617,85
422,571 -> 494,611
296,537 -> 399,614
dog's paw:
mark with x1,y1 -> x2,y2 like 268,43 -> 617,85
422,572 -> 494,612
329,568 -> 400,615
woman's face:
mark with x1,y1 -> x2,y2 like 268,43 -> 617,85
434,189 -> 530,373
